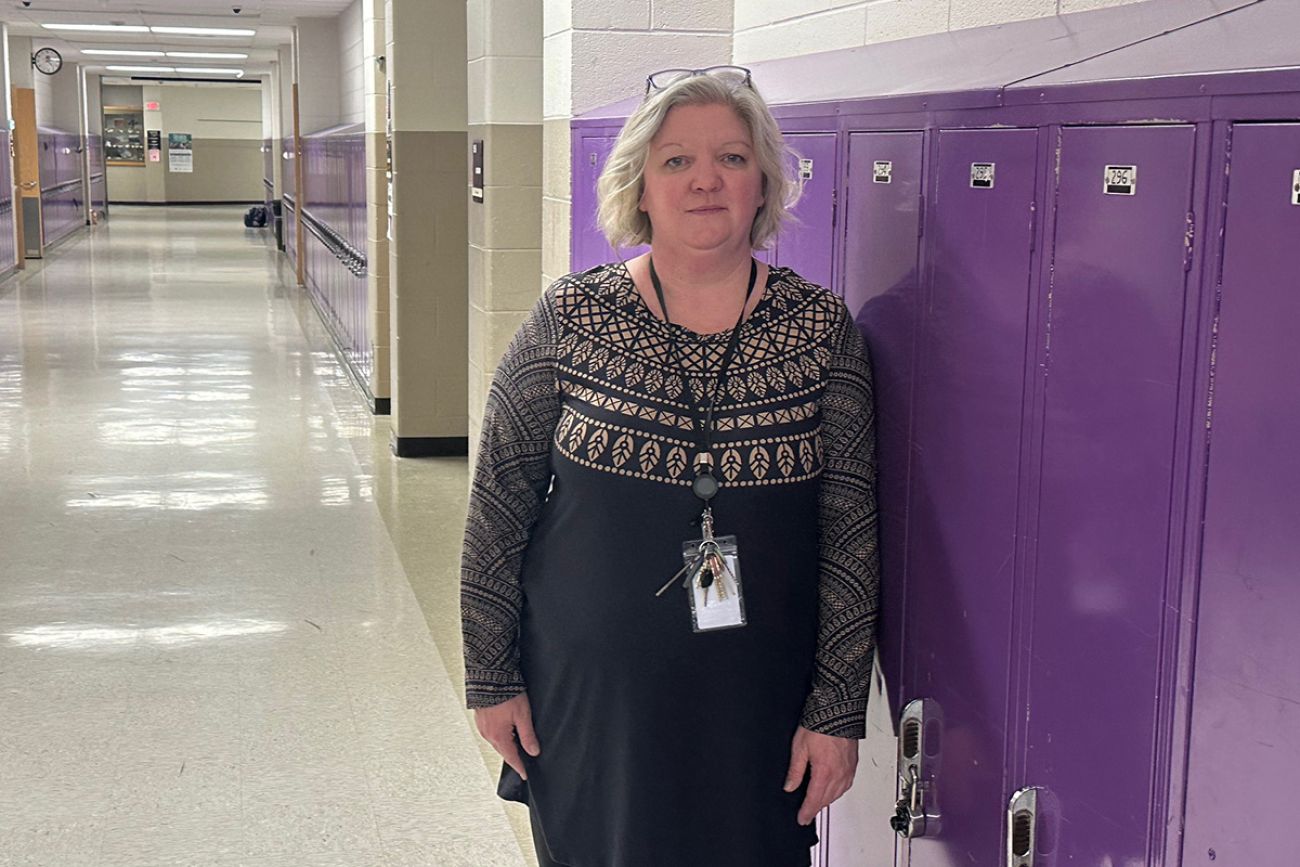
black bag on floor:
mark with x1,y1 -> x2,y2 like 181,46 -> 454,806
243,206 -> 267,228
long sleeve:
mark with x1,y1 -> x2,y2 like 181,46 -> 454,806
800,307 -> 881,738
461,290 -> 563,710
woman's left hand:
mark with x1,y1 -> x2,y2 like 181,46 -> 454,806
783,725 -> 859,825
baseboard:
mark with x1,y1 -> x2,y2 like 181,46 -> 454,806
390,435 -> 469,458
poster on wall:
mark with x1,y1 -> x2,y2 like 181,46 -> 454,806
168,132 -> 193,173
147,129 -> 161,163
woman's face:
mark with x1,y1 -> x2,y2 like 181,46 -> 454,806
639,102 -> 766,256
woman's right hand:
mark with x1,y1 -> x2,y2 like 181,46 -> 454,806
474,692 -> 541,780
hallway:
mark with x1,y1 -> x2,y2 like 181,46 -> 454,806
0,206 -> 527,866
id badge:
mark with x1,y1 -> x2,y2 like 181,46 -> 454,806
680,535 -> 747,632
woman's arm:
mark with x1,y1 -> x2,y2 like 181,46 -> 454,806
461,289 -> 563,710
801,305 -> 881,739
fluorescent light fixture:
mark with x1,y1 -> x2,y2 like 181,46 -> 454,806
43,23 -> 150,33
150,26 -> 256,37
175,67 -> 246,77
166,52 -> 249,59
106,65 -> 176,73
82,49 -> 166,57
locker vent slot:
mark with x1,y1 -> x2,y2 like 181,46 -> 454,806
1011,810 -> 1033,858
901,718 -> 921,760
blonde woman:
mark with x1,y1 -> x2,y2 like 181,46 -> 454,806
461,67 -> 879,867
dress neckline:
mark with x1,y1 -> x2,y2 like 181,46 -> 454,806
615,259 -> 779,342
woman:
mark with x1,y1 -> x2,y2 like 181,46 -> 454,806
461,67 -> 879,867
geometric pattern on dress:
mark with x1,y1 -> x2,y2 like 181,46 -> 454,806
553,405 -> 824,487
561,381 -> 821,437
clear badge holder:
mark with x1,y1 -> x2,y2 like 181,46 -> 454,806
680,535 -> 747,632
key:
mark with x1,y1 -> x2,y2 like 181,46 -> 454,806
656,553 -> 703,597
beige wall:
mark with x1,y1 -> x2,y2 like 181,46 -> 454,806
385,0 -> 468,451
296,16 -> 342,134
156,84 -> 263,140
340,0 -> 366,125
101,84 -> 140,107
363,0 -> 390,400
32,54 -> 54,127
8,35 -> 32,90
31,54 -> 83,132
540,0 -> 732,309
467,0 -> 544,445
106,83 -> 264,203
732,0 -> 1158,62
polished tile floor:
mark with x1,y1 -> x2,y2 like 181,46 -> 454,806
0,207 -> 530,866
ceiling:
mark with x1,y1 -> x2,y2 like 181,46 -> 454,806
2,0 -> 356,77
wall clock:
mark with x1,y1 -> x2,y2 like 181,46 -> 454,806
33,47 -> 63,75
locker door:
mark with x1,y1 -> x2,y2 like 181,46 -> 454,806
774,133 -> 837,290
1025,124 -> 1197,864
572,133 -> 649,273
841,131 -> 924,702
572,133 -> 617,272
904,128 -> 1040,867
1181,123 -> 1300,865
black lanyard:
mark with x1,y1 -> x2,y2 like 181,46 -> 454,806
649,256 -> 758,504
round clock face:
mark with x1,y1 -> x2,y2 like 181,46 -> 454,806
34,48 -> 63,76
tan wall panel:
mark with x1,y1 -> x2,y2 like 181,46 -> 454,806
107,139 -> 262,202
106,165 -> 147,201
389,129 -> 467,439
161,139 -> 263,202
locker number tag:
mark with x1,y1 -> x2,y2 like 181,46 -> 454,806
798,158 -> 814,181
1292,170 -> 1300,206
1105,165 -> 1137,196
970,162 -> 995,189
873,160 -> 893,184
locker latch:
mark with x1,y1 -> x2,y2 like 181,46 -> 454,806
889,698 -> 942,838
1007,786 -> 1059,867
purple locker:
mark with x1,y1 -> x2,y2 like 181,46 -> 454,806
1181,123 -> 1300,864
1025,124 -> 1197,864
572,133 -> 643,272
840,130 -> 924,710
775,133 -> 836,291
902,128 -> 1040,867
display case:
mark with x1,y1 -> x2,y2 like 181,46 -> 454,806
103,106 -> 144,165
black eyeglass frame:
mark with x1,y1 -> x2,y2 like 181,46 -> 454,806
644,65 -> 753,95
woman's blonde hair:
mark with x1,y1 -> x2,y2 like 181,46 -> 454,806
596,73 -> 799,251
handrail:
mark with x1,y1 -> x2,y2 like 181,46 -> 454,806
40,178 -> 84,195
300,207 -> 367,277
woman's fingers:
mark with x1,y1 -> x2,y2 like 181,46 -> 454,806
783,737 -> 810,792
473,694 -> 540,780
496,736 -> 529,780
514,701 -> 542,757
791,725 -> 859,824
798,769 -> 829,825
798,764 -> 854,824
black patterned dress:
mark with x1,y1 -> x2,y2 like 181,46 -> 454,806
461,262 -> 879,867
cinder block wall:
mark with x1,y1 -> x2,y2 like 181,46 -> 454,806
733,0 -> 1154,63
467,0 -> 544,447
